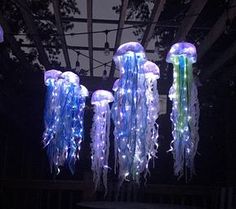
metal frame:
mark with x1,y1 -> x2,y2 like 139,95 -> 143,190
53,0 -> 71,69
109,0 -> 129,78
87,0 -> 94,76
198,0 -> 236,60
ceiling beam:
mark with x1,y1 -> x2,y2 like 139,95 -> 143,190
20,43 -> 156,53
198,0 -> 236,60
87,0 -> 93,76
172,0 -> 207,42
141,0 -> 166,48
201,40 -> 236,81
13,0 -> 50,70
52,0 -> 71,69
35,16 -> 212,31
109,0 -> 129,78
0,13 -> 33,71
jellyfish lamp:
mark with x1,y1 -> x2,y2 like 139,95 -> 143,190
112,42 -> 150,185
43,70 -> 88,174
143,61 -> 160,164
166,42 -> 200,178
90,90 -> 114,194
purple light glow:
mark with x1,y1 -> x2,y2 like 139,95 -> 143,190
143,60 -> 160,79
166,42 -> 197,63
91,90 -> 114,194
59,71 -> 80,85
44,69 -> 62,86
91,89 -> 114,105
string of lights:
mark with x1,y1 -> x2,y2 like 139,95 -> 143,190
70,49 -> 113,75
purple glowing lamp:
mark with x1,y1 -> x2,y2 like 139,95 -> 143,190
90,90 -> 114,194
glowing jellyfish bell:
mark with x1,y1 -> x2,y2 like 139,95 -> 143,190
44,69 -> 62,86
90,90 -> 114,194
80,85 -> 89,97
113,42 -> 146,76
0,24 -> 4,43
59,71 -> 80,85
166,42 -> 199,179
91,89 -> 114,106
166,42 -> 197,64
143,60 -> 160,80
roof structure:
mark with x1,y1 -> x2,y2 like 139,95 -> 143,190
1,0 -> 236,82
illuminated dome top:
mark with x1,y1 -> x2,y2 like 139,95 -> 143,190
143,61 -> 160,80
59,71 -> 80,85
80,85 -> 89,97
91,90 -> 114,106
166,42 -> 197,64
113,42 -> 147,74
44,69 -> 61,86
115,42 -> 145,56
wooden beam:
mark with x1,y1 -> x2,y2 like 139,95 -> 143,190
13,0 -> 50,69
52,0 -> 71,69
109,0 -> 129,78
87,0 -> 93,76
35,16 -> 211,31
198,0 -> 236,60
114,0 -> 129,50
201,41 -> 236,81
0,13 -> 33,71
20,43 -> 156,53
173,0 -> 207,42
141,0 -> 166,48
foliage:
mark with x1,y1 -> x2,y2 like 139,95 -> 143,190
0,0 -> 80,69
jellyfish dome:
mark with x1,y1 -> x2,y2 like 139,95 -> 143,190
91,90 -> 114,106
90,90 -> 114,194
143,61 -> 160,80
0,24 -> 4,43
80,85 -> 89,97
166,42 -> 197,64
59,71 -> 80,85
44,69 -> 62,86
113,42 -> 147,76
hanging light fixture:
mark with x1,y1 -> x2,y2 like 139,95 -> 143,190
103,63 -> 108,80
75,51 -> 80,74
154,35 -> 159,55
104,30 -> 110,56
